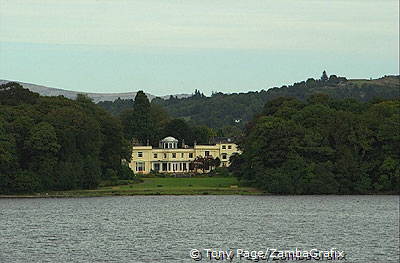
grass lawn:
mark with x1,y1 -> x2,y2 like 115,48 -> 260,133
2,177 -> 263,197
113,177 -> 261,195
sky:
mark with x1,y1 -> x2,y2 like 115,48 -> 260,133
0,0 -> 398,96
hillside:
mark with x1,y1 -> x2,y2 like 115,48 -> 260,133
0,80 -> 190,103
2,75 -> 398,132
152,75 -> 399,129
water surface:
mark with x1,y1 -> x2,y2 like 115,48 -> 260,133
0,195 -> 398,262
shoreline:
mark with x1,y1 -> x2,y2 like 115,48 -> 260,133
0,176 -> 264,198
0,191 -> 265,198
1,177 -> 397,198
1,192 -> 397,199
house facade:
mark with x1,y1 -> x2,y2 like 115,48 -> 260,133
129,136 -> 239,174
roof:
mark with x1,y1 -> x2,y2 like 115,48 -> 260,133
211,137 -> 235,144
161,136 -> 178,142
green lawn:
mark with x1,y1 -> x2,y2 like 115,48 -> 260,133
121,177 -> 238,189
22,177 -> 263,197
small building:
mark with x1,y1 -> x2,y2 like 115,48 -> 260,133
129,136 -> 240,174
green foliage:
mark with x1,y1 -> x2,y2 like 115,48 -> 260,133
98,75 -> 398,141
118,163 -> 136,180
0,83 -> 132,194
231,96 -> 400,194
115,90 -> 218,147
211,167 -> 231,177
0,118 -> 19,175
97,97 -> 134,115
0,171 -> 41,194
119,91 -> 158,144
151,74 -> 399,134
321,70 -> 329,82
98,74 -> 398,139
0,82 -> 39,105
162,119 -> 194,144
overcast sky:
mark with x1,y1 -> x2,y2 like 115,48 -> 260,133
0,0 -> 398,95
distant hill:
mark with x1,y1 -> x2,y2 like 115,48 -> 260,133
93,74 -> 399,132
2,75 -> 398,132
152,75 -> 400,129
0,80 -> 190,103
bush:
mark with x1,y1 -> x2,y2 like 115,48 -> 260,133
212,167 -> 232,177
118,163 -> 135,180
0,171 -> 41,194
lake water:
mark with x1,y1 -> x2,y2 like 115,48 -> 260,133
0,195 -> 398,262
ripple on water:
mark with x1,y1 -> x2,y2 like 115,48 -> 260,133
0,195 -> 398,263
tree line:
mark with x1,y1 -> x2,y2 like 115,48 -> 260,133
0,82 -> 133,194
99,73 -> 399,138
1,73 -> 399,194
0,84 -> 218,194
118,90 -> 218,147
229,95 -> 400,194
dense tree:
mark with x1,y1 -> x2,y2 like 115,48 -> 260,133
231,96 -> 400,194
162,119 -> 194,145
120,91 -> 156,144
0,117 -> 18,175
151,75 -> 398,135
0,83 -> 134,194
113,91 -> 218,147
98,98 -> 134,115
98,75 -> 398,139
25,122 -> 60,189
0,82 -> 39,105
192,126 -> 216,144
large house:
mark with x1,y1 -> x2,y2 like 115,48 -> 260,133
129,136 -> 239,174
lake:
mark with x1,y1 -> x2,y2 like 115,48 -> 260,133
0,195 -> 398,262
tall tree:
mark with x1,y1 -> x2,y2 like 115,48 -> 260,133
121,91 -> 154,144
321,70 -> 329,82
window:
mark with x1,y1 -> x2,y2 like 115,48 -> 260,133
228,145 -> 232,149
154,163 -> 160,171
205,151 -> 210,157
181,153 -> 184,158
189,153 -> 193,158
222,153 -> 227,160
164,153 -> 167,158
153,153 -> 158,158
162,163 -> 168,171
136,162 -> 145,171
172,153 -> 176,158
183,163 -> 187,171
222,145 -> 226,149
138,152 -> 143,158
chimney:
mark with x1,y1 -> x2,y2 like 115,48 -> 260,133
146,139 -> 149,146
181,139 -> 185,148
194,140 -> 197,147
